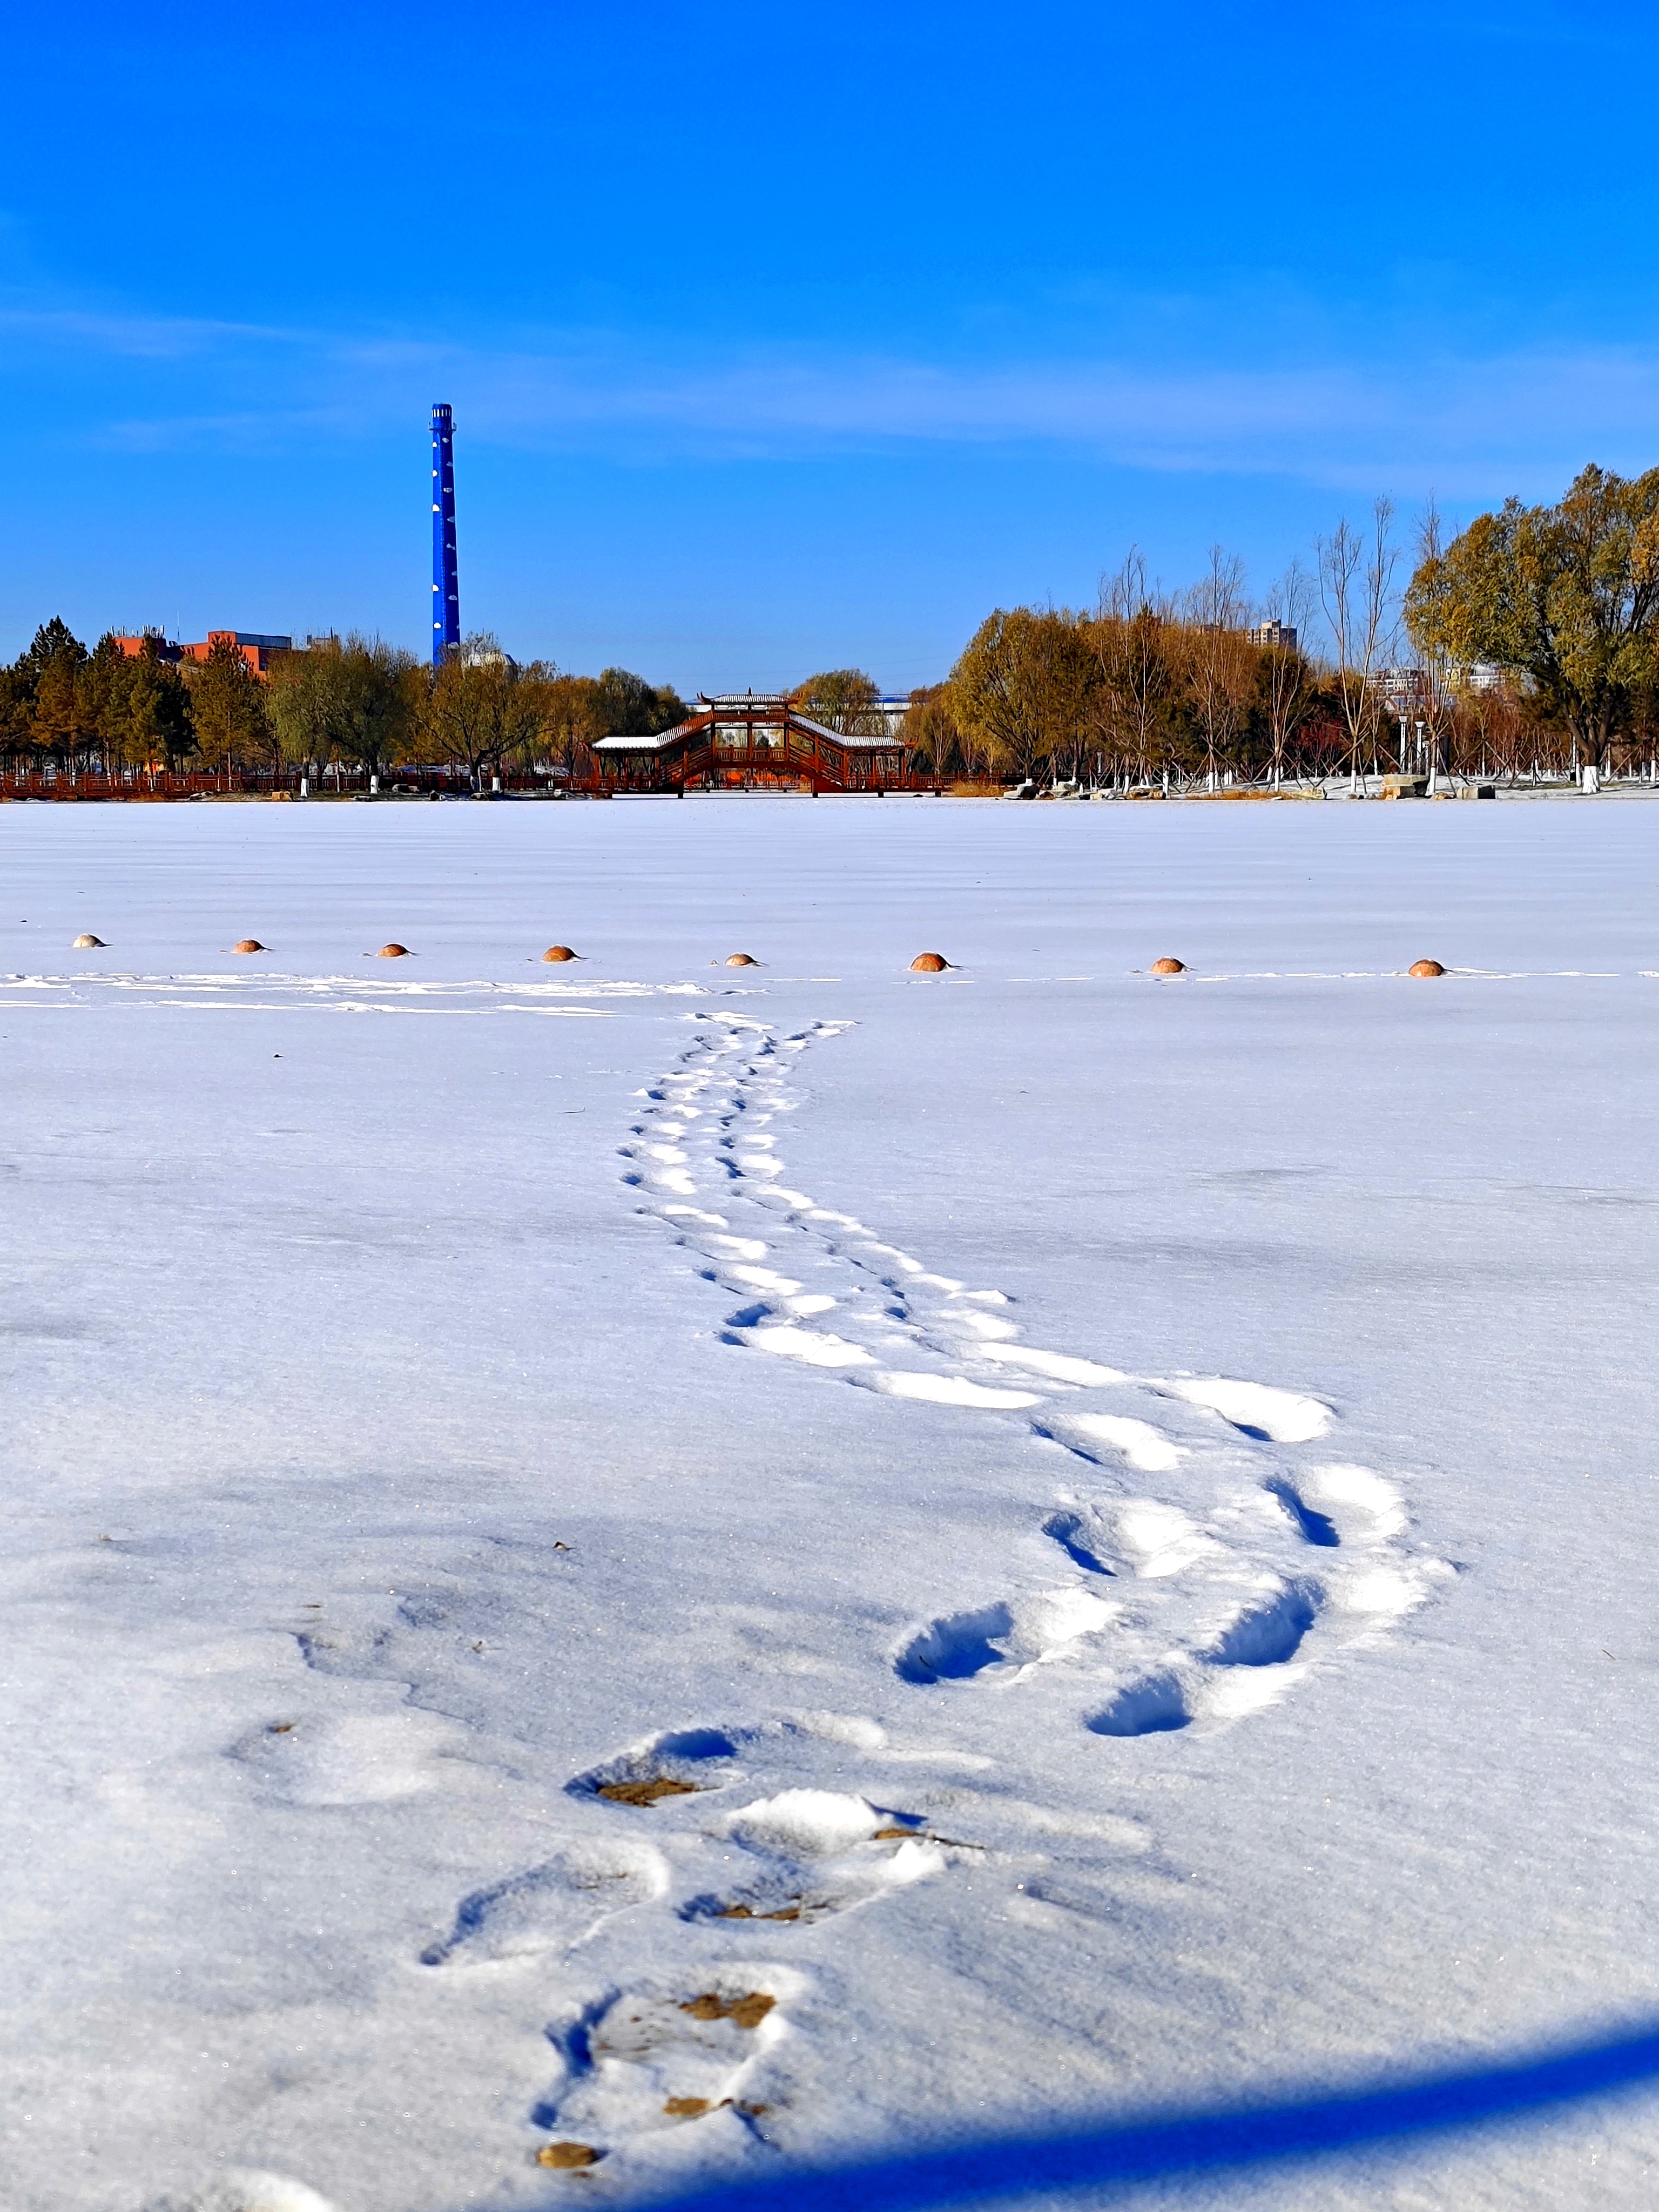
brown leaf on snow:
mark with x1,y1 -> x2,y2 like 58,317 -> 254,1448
680,1992 -> 775,2029
535,2141 -> 602,2169
595,1777 -> 700,1806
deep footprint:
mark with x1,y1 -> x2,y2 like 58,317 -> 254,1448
1042,1509 -> 1115,1575
896,1604 -> 1015,1684
1088,1671 -> 1190,1737
1204,1582 -> 1320,1667
570,1728 -> 741,1804
1264,1478 -> 1340,1548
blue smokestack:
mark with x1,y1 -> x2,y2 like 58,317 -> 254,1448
431,403 -> 460,663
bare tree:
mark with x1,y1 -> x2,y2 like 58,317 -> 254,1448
1183,547 -> 1251,790
1455,675 -> 1526,785
1258,559 -> 1316,788
1090,549 -> 1175,787
900,685 -> 964,780
1404,499 -> 1461,787
1318,499 -> 1398,793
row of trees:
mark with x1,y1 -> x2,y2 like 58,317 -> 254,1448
10,463 -> 1656,791
873,551 -> 1340,790
928,564 -> 1327,789
0,625 -> 687,785
903,467 -> 1659,788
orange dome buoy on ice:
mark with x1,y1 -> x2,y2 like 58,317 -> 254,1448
1150,957 -> 1186,976
71,933 -> 105,949
909,953 -> 950,972
542,946 -> 579,963
232,939 -> 266,954
1409,959 -> 1446,977
375,943 -> 411,959
725,953 -> 759,967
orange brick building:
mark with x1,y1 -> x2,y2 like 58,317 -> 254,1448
113,630 -> 293,679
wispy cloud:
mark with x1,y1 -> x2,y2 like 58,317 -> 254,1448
7,294 -> 1659,498
0,302 -> 308,361
428,343 -> 1659,497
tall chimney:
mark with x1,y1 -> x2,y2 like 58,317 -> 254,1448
431,403 -> 460,664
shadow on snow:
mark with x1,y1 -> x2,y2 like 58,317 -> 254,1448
518,2015 -> 1659,2211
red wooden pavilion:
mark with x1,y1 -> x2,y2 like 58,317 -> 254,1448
590,693 -> 913,793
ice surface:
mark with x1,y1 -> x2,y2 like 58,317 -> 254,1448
2,795 -> 1657,2210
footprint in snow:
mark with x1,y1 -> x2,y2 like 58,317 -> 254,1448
680,1789 -> 952,1925
532,1971 -> 805,2166
228,1708 -> 468,1806
422,1838 -> 669,1966
568,1727 -> 744,1806
895,1588 -> 1116,1685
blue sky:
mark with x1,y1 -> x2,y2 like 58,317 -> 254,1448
5,0 -> 1657,691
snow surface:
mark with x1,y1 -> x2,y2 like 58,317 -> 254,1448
1,794 -> 1657,2211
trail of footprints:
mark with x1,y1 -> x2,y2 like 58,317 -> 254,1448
402,1013 -> 1447,2182
622,1009 -> 1444,1741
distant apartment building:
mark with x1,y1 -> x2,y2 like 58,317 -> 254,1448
112,630 -> 293,678
1245,621 -> 1298,651
1366,666 -> 1433,714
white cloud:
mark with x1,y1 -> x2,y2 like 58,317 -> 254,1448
0,303 -> 305,360
7,295 -> 1659,497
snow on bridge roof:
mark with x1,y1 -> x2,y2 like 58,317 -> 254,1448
592,708 -> 902,753
590,721 -> 700,753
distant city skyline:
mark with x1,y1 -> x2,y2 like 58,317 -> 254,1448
5,0 -> 1659,692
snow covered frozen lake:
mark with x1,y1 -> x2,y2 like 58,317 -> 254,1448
2,794 -> 1657,2212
